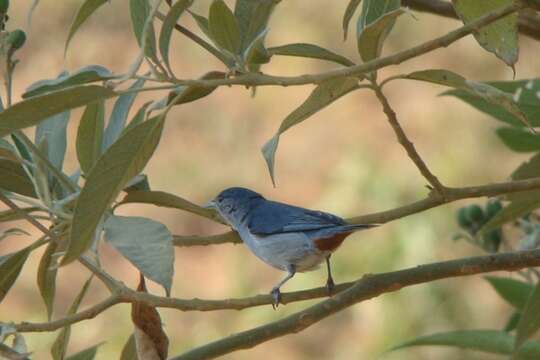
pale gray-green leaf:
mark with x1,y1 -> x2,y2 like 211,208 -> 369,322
65,0 -> 109,55
262,77 -> 359,185
63,115 -> 165,265
37,241 -> 59,320
0,85 -> 116,137
343,0 -> 362,40
130,0 -> 158,61
104,215 -> 174,295
234,0 -> 277,51
268,43 -> 354,67
208,0 -> 241,55
77,101 -> 105,174
35,111 -> 70,171
357,8 -> 403,61
159,0 -> 193,75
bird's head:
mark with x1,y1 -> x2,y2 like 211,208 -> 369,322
205,187 -> 264,226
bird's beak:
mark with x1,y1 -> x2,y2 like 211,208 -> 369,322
203,199 -> 217,209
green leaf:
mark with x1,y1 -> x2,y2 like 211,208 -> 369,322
357,8 -> 404,62
35,111 -> 70,171
0,343 -> 30,360
452,0 -> 518,67
63,115 -> 165,265
516,281 -> 540,351
357,0 -> 400,29
23,65 -> 115,99
122,102 -> 151,135
208,0 -> 241,55
119,334 -> 137,360
104,215 -> 174,295
234,0 -> 277,52
0,207 -> 41,223
167,71 -> 225,106
189,11 -> 211,39
268,43 -> 355,67
0,160 -> 37,198
496,127 -> 540,152
0,85 -> 116,137
442,78 -> 540,127
343,0 -> 362,40
391,329 -> 540,358
403,69 -> 467,88
130,0 -> 158,61
513,153 -> 540,181
77,101 -> 105,175
159,0 -> 193,75
0,247 -> 31,302
51,276 -> 93,360
37,241 -> 59,320
65,343 -> 102,360
65,0 -> 109,55
262,77 -> 359,185
485,276 -> 533,310
102,78 -> 145,151
480,194 -> 540,234
118,190 -> 226,224
505,311 -> 522,332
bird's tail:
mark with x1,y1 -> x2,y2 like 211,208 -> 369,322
345,223 -> 379,232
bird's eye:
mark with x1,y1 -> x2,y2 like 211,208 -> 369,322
223,204 -> 232,211
218,198 -> 223,203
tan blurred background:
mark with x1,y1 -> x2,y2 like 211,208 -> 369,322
2,1 -> 540,359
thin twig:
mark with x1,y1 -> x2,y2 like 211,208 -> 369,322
371,81 -> 446,195
170,249 -> 540,360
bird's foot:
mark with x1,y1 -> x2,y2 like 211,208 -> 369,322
326,277 -> 335,295
270,287 -> 282,310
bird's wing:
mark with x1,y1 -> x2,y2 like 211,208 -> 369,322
246,200 -> 346,235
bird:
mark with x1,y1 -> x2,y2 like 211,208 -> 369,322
205,187 -> 378,308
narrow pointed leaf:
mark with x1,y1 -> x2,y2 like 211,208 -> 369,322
104,215 -> 174,295
120,334 -> 137,360
209,0 -> 241,55
268,43 -> 354,67
0,207 -> 41,223
167,71 -> 225,106
0,85 -> 116,137
485,276 -> 533,310
65,0 -> 109,55
452,0 -> 518,67
159,0 -> 193,74
77,101 -> 105,174
35,111 -> 70,171
51,276 -> 93,360
122,102 -> 151,135
23,66 -> 115,99
0,247 -> 31,302
497,127 -> 540,152
63,115 -> 165,265
357,8 -> 404,61
37,241 -> 59,320
119,190 -> 226,224
130,0 -> 158,61
102,79 -> 145,151
343,0 -> 362,40
262,77 -> 359,185
234,0 -> 277,51
516,281 -> 540,351
65,343 -> 102,360
189,11 -> 211,39
403,69 -> 467,88
0,160 -> 37,198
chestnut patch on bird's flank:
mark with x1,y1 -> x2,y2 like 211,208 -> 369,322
313,232 -> 351,251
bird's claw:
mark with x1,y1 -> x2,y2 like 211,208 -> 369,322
326,277 -> 335,295
270,287 -> 282,309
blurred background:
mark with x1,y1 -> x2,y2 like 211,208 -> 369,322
2,1 -> 540,359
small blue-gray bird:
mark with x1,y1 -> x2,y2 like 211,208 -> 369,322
206,187 -> 377,308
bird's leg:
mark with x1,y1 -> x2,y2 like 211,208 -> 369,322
325,255 -> 335,294
270,264 -> 296,309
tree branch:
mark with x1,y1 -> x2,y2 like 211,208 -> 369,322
171,249 -> 540,360
162,1 -> 523,89
372,82 -> 446,195
402,0 -> 540,41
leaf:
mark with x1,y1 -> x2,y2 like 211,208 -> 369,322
268,43 -> 355,67
63,115 -> 165,265
104,216 -> 174,295
119,334 -> 137,360
189,11 -> 211,39
442,78 -> 540,127
403,69 -> 467,88
37,241 -> 59,320
0,208 -> 40,223
497,127 -> 540,152
452,0 -> 518,67
234,0 -> 277,52
516,281 -> 540,351
480,194 -> 540,234
65,0 -> 110,55
0,85 -> 116,137
0,146 -> 23,163
343,0 -> 362,40
262,77 -> 359,185
0,247 -> 31,302
0,160 -> 37,198
65,343 -> 102,360
208,0 -> 241,55
77,101 -> 105,174
119,190 -> 226,224
102,79 -> 145,152
122,102 -> 151,135
0,343 -> 30,360
35,111 -> 70,171
391,329 -> 540,358
357,8 -> 404,62
130,0 -> 158,61
23,65 -> 115,98
51,276 -> 93,360
485,276 -> 533,310
167,71 -> 225,106
159,0 -> 193,75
